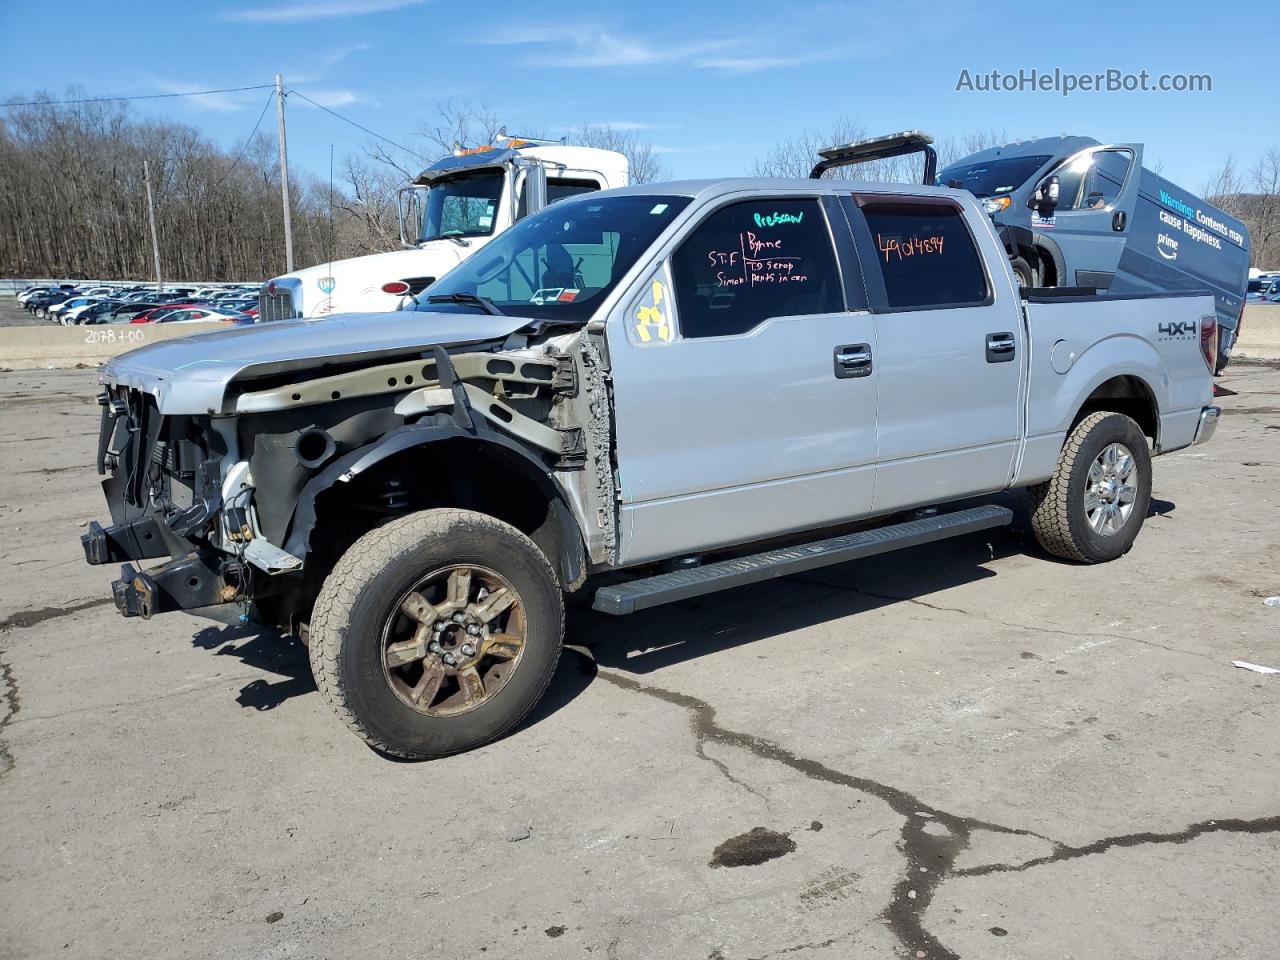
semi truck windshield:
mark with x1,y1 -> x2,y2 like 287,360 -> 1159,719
937,155 -> 1052,197
420,169 -> 505,242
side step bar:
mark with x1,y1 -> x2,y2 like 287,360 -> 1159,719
592,504 -> 1013,616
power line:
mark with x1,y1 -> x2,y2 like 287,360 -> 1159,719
208,89 -> 277,193
286,88 -> 428,162
0,84 -> 275,109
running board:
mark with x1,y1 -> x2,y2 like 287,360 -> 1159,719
592,504 -> 1013,616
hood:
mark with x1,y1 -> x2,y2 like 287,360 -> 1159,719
275,245 -> 468,316
100,309 -> 533,415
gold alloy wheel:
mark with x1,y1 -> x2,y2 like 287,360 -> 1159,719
380,564 -> 527,717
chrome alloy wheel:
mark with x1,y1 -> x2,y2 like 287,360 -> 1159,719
380,565 -> 526,717
1084,442 -> 1138,536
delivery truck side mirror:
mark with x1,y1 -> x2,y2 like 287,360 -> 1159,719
1032,175 -> 1060,214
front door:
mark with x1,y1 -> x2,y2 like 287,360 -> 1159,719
607,195 -> 879,565
1039,144 -> 1143,289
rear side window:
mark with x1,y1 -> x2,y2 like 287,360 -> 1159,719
859,200 -> 989,309
670,198 -> 843,339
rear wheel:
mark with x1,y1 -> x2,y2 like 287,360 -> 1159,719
309,508 -> 563,759
1029,411 -> 1152,563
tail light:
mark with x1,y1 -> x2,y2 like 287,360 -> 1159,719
1199,315 -> 1217,373
381,280 -> 411,295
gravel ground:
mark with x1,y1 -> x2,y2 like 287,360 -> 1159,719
0,364 -> 1277,960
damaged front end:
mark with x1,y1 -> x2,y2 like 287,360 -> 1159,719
83,384 -> 248,619
81,313 -> 616,629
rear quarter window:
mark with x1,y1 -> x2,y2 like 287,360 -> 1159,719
859,200 -> 990,310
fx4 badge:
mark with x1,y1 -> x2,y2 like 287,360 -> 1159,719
1157,320 -> 1196,340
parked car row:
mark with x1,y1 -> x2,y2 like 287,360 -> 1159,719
15,282 -> 260,326
1247,273 -> 1280,302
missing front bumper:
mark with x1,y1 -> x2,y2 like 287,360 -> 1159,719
110,554 -> 238,619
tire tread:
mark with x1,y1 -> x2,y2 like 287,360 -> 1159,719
308,508 -> 562,758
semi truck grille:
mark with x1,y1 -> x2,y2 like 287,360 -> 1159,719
259,290 -> 299,322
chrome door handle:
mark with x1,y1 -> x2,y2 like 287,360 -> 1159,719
834,343 -> 873,379
986,332 -> 1016,363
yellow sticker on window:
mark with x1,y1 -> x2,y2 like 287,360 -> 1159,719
632,278 -> 673,345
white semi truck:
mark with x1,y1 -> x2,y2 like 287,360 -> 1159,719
258,137 -> 630,320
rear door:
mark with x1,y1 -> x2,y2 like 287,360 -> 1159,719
1038,144 -> 1143,289
844,193 -> 1024,512
608,193 -> 880,564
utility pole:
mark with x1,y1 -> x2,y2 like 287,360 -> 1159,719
142,159 -> 163,291
275,74 -> 295,272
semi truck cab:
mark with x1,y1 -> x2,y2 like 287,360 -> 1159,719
259,138 -> 629,321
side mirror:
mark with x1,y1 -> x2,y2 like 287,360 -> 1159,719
1033,175 -> 1060,214
397,186 -> 427,249
522,164 -> 547,220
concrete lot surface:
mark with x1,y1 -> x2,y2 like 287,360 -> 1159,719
1,365 -> 1278,960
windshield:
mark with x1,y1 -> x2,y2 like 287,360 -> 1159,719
419,169 -> 505,242
936,154 -> 1052,197
415,194 -> 692,324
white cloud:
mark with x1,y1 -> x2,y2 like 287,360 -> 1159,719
223,0 -> 424,24
143,77 -> 264,112
290,88 -> 361,107
475,26 -> 737,69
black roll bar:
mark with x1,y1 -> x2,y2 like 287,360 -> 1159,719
810,130 -> 937,185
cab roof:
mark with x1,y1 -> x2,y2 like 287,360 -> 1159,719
939,136 -> 1100,170
575,177 -> 977,204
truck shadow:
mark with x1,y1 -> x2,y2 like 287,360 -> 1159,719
190,621 -> 315,711
575,492 -> 1177,676
187,491 -> 1176,735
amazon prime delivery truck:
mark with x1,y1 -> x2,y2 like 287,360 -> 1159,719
936,136 -> 1250,372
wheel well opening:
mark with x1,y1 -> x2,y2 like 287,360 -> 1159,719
1022,245 -> 1058,287
283,439 -> 582,623
1073,376 -> 1158,444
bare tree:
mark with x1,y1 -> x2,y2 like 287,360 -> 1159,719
416,100 -> 506,157
572,124 -> 669,184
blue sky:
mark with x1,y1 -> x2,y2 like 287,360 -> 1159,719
1,0 -> 1275,193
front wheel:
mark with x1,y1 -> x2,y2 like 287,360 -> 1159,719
1010,256 -> 1036,289
1029,411 -> 1152,563
308,509 -> 563,759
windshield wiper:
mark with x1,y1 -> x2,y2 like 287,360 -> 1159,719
422,233 -> 472,247
426,292 -> 504,316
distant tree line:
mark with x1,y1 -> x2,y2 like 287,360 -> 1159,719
0,96 -> 342,282
3,94 -> 1277,280
1206,148 -> 1280,269
0,94 -> 671,283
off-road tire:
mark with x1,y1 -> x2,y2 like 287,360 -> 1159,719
1011,256 -> 1035,289
309,508 -> 563,759
1029,411 -> 1152,563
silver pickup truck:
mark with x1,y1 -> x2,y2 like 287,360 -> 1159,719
82,178 -> 1221,758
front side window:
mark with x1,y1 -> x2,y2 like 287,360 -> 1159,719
417,194 -> 691,323
859,200 -> 989,309
1044,148 -> 1134,211
1079,149 -> 1133,209
517,176 -> 602,219
670,198 -> 843,339
419,169 -> 505,242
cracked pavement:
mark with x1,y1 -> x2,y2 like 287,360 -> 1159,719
1,365 -> 1278,960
